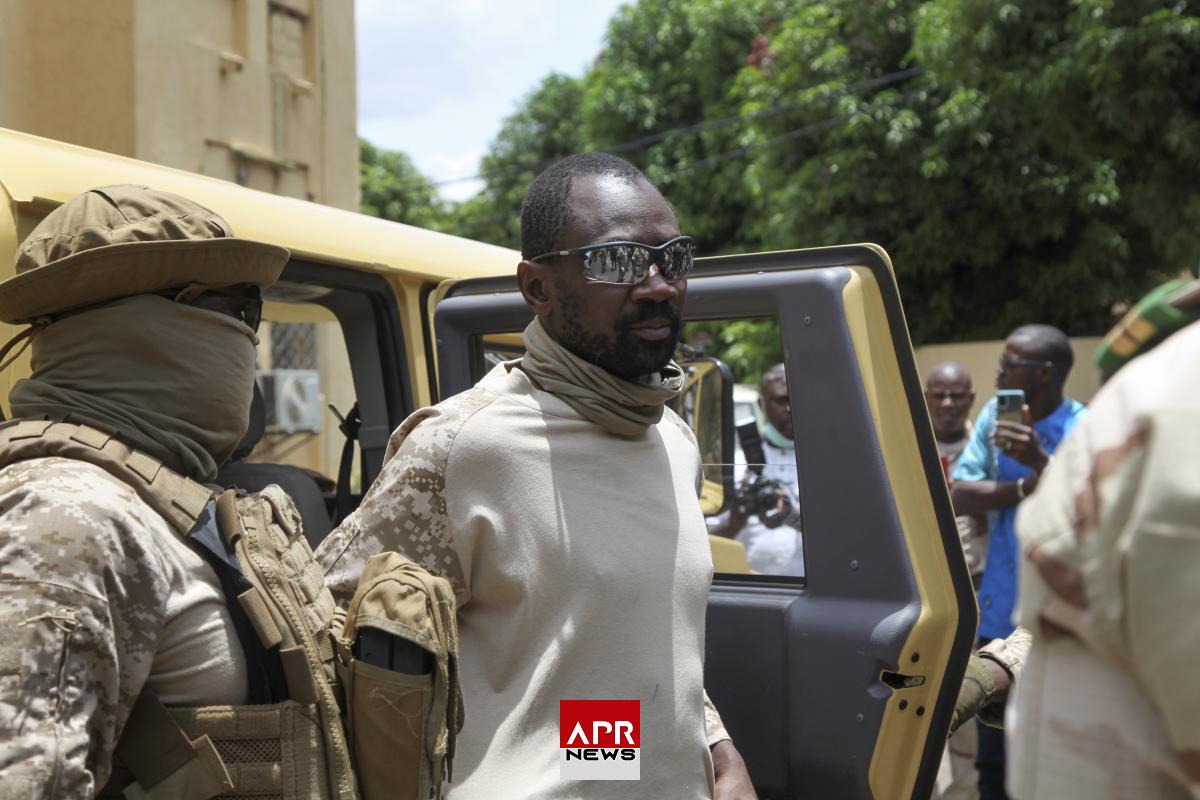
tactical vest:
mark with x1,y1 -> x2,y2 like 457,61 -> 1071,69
0,420 -> 462,800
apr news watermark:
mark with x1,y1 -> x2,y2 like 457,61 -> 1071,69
559,699 -> 640,781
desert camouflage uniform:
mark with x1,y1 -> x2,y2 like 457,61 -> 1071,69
0,457 -> 244,799
1009,320 -> 1200,799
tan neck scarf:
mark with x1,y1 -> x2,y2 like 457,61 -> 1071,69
517,316 -> 683,438
10,294 -> 258,482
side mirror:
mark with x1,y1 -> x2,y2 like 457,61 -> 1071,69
667,357 -> 735,516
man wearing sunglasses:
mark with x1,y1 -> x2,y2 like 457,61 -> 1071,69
949,324 -> 1086,800
320,153 -> 755,799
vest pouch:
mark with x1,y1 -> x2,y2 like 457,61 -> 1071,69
341,655 -> 436,800
337,552 -> 462,800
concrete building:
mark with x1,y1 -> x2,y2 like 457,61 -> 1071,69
0,0 -> 360,482
0,0 -> 358,210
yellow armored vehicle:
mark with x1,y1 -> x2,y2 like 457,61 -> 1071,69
0,127 -> 975,800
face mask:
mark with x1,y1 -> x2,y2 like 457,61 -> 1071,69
10,294 -> 258,481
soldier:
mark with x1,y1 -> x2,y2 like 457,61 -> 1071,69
0,186 -> 358,798
1005,293 -> 1200,798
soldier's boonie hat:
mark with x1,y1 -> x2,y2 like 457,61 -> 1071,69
0,184 -> 289,324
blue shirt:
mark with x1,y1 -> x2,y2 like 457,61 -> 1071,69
952,396 -> 1088,639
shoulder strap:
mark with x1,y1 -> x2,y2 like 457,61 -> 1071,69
0,420 -> 211,536
190,493 -> 286,705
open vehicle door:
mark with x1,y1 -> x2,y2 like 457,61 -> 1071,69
430,244 -> 977,800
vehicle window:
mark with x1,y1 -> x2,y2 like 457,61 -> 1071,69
479,332 -> 525,373
246,299 -> 360,492
685,319 -> 804,581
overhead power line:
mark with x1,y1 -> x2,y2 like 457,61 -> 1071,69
427,66 -> 924,189
451,89 -> 924,235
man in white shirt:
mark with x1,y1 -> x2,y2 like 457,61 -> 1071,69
319,153 -> 755,799
712,364 -> 803,576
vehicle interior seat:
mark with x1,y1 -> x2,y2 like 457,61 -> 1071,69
216,382 -> 334,549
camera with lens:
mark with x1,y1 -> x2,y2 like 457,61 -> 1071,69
735,420 -> 797,529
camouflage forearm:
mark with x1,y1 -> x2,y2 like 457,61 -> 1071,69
0,459 -> 174,800
704,690 -> 731,747
0,581 -> 117,799
950,654 -> 999,734
974,625 -> 1032,727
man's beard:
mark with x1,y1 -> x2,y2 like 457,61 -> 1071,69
557,294 -> 682,379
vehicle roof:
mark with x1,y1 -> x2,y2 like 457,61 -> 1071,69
0,127 -> 518,284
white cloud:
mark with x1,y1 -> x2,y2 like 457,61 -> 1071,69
356,0 -> 628,202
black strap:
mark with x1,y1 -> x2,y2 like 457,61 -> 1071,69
188,499 -> 287,704
330,402 -> 361,525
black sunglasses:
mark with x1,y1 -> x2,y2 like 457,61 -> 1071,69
925,391 -> 972,402
997,355 -> 1046,371
163,284 -> 264,332
530,235 -> 695,285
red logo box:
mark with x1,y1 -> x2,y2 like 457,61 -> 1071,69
559,699 -> 640,781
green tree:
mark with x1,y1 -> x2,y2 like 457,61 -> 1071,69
359,139 -> 449,230
392,0 -> 1200,358
580,0 -> 775,253
735,0 -> 1200,343
449,1 -> 777,254
448,74 -> 585,249
904,0 -> 1200,340
683,319 -> 784,383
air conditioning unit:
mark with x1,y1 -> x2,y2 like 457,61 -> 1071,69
257,369 -> 322,434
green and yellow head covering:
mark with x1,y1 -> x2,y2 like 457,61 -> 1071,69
1095,278 -> 1200,381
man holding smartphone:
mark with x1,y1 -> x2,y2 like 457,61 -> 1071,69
950,324 -> 1087,800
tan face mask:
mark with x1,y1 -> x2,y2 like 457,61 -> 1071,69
518,316 -> 684,438
10,294 -> 258,482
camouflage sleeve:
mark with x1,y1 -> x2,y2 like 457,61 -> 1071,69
978,625 -> 1032,683
317,391 -> 496,609
1121,415 -> 1200,759
0,459 -> 171,799
976,625 -> 1033,727
704,691 -> 730,747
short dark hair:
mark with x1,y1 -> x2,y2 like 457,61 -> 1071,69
520,152 -> 650,260
1011,324 -> 1074,382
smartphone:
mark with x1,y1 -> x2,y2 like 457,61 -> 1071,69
995,389 -> 1026,424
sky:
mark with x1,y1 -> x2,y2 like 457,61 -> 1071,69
356,0 -> 629,202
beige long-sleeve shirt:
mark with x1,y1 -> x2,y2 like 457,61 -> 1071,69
319,363 -> 727,799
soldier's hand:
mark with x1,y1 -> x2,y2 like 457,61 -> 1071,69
950,654 -> 1003,734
